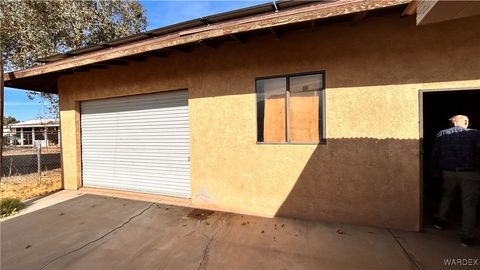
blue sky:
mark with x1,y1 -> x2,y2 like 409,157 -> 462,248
143,0 -> 267,30
4,0 -> 268,121
4,89 -> 48,121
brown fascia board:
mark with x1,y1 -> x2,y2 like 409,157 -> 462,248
4,0 -> 409,82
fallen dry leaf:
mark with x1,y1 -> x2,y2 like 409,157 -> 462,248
187,209 -> 214,220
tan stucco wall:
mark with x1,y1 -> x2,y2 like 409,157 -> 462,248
58,14 -> 480,231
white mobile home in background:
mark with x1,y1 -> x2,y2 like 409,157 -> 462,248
3,119 -> 60,147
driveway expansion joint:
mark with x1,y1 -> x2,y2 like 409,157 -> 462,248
38,200 -> 159,270
388,229 -> 424,270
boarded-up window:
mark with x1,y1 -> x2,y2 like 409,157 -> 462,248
256,78 -> 286,143
289,74 -> 322,142
256,72 -> 324,143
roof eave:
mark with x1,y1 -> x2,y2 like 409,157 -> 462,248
3,0 -> 411,93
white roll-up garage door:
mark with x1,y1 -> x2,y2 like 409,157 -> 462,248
80,90 -> 191,198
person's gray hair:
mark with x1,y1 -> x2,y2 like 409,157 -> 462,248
449,115 -> 469,122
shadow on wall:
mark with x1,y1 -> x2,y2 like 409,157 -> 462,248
185,14 -> 480,100
274,138 -> 420,231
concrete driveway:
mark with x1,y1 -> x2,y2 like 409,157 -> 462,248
1,191 -> 479,270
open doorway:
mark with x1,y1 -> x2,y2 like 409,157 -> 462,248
421,89 -> 480,229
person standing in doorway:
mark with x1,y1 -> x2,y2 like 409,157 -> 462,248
432,115 -> 480,246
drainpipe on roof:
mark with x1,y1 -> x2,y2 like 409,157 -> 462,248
272,1 -> 279,12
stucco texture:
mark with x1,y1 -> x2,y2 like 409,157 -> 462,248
58,14 -> 480,231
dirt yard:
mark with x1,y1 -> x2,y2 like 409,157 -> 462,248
1,146 -> 62,200
1,169 -> 62,200
2,146 -> 61,156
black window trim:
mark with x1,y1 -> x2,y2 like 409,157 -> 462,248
255,70 -> 326,145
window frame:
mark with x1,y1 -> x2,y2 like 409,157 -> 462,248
255,70 -> 326,145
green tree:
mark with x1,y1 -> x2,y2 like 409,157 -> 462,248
3,116 -> 19,125
0,0 -> 147,117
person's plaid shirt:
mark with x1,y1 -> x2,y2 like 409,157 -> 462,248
432,126 -> 480,171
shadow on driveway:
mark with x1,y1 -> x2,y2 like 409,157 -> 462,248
1,193 -> 478,270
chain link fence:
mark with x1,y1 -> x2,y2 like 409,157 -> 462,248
1,129 -> 62,200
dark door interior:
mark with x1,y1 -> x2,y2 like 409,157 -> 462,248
422,89 -> 480,227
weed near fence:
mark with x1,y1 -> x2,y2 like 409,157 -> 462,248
0,198 -> 23,217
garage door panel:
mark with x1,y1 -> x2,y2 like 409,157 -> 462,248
81,90 -> 191,198
83,175 -> 193,185
81,163 -> 191,173
82,160 -> 190,169
81,151 -> 190,156
82,102 -> 188,113
82,120 -> 188,125
82,112 -> 189,122
80,138 -> 189,142
82,172 -> 193,182
83,152 -> 189,157
82,93 -> 187,106
81,128 -> 189,133
82,98 -> 187,114
83,179 -> 191,191
81,140 -> 190,144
